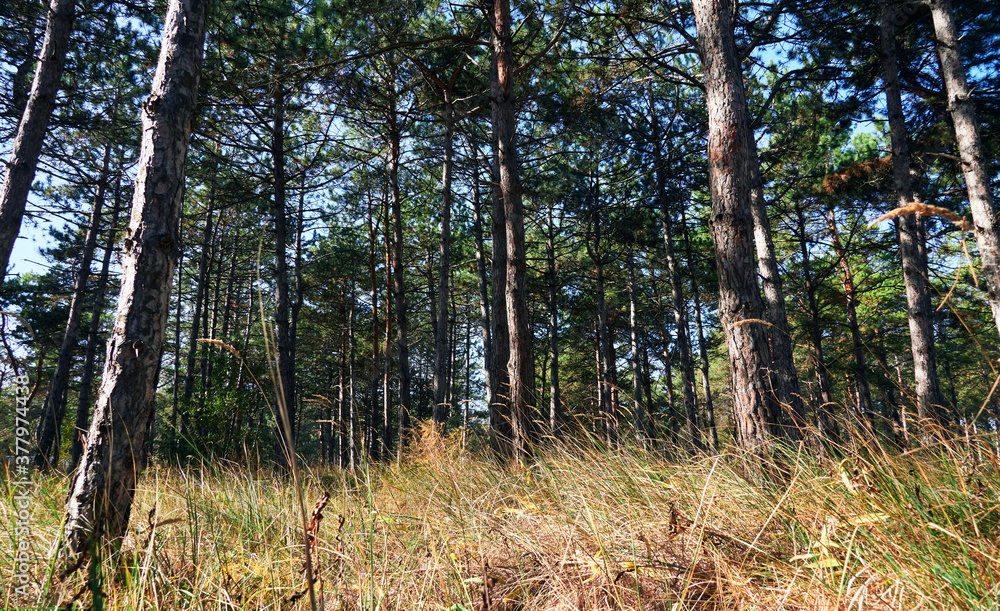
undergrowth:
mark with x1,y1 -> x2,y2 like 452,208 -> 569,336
4,429 -> 1000,610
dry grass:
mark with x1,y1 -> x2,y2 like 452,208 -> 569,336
4,429 -> 1000,610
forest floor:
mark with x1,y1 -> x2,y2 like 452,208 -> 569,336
4,428 -> 1000,610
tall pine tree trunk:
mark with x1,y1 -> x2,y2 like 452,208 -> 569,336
488,122 -> 511,457
388,97 -> 411,461
749,168 -> 806,437
929,0 -> 1000,338
491,0 -> 534,461
879,0 -> 947,441
271,81 -> 296,466
0,0 -> 76,281
433,100 -> 454,426
693,0 -> 782,451
60,0 -> 207,571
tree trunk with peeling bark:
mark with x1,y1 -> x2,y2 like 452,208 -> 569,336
60,0 -> 207,573
693,0 -> 782,451
0,0 -> 76,281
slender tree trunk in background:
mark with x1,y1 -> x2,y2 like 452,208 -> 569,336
433,100 -> 454,426
0,0 -> 76,281
426,254 -> 438,420
202,226 -> 221,395
70,182 -> 122,470
220,232 -> 238,342
693,0 -> 782,451
593,325 -> 604,437
546,204 -> 562,437
828,209 -> 875,435
172,252 -> 182,434
348,298 -> 357,470
682,210 -> 718,450
488,136 -> 512,456
641,342 -> 655,446
381,203 -> 393,460
337,302 -> 347,465
367,194 -> 381,460
388,93 -> 411,462
463,323 -> 471,446
589,214 -> 618,446
447,286 -> 458,409
654,144 -> 701,449
749,172 -> 805,438
35,142 -> 110,467
875,348 -> 904,446
271,81 -> 297,466
794,204 -> 838,446
290,183 -> 305,431
651,275 -> 679,446
182,192 -> 214,433
627,250 -> 647,448
60,0 -> 207,571
936,311 -> 960,423
880,1 -> 947,441
491,0 -> 534,461
929,0 -> 1000,338
469,144 -> 494,420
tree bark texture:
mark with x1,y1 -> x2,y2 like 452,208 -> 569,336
491,0 -> 534,461
929,0 -> 1000,338
0,0 -> 76,281
693,0 -> 782,451
879,0 -> 947,438
488,56 -> 512,459
60,0 -> 208,572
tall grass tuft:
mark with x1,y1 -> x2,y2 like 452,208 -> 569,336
4,431 -> 1000,609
